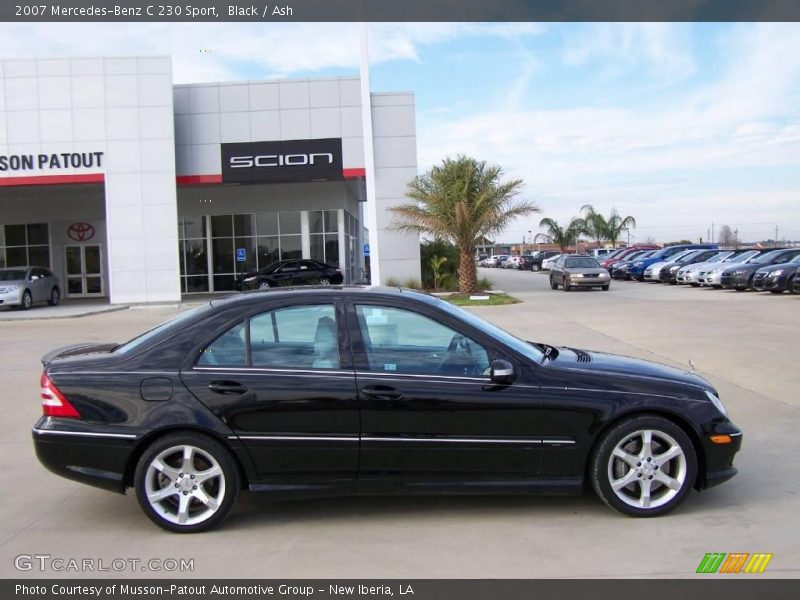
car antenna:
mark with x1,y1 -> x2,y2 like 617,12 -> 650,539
688,359 -> 696,373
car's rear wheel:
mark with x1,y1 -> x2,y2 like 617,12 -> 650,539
21,290 -> 32,310
319,277 -> 330,285
531,264 -> 540,272
258,280 -> 270,289
590,415 -> 697,517
550,277 -> 558,290
48,287 -> 60,306
134,433 -> 240,533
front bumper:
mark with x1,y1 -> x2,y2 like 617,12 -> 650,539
700,430 -> 742,490
757,275 -> 789,292
721,273 -> 751,289
0,288 -> 23,306
565,276 -> 610,287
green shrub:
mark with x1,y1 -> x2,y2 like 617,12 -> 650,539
420,239 -> 459,288
402,277 -> 422,290
477,276 -> 494,291
384,277 -> 400,287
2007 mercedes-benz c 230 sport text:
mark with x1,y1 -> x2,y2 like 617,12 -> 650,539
32,287 -> 741,532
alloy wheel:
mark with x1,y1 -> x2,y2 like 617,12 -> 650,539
144,445 -> 226,526
319,277 -> 330,285
258,281 -> 270,289
607,429 -> 687,510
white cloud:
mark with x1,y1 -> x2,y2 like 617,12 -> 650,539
0,22 -> 544,83
419,24 -> 800,242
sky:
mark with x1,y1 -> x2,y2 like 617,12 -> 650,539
1,22 -> 798,244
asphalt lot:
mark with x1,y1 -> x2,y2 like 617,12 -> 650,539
1,270 -> 798,578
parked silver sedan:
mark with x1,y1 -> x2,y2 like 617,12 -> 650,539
549,255 -> 611,291
0,267 -> 61,310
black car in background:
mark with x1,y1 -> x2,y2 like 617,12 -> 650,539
239,259 -> 343,290
658,249 -> 723,284
720,248 -> 800,291
528,251 -> 560,271
752,254 -> 800,293
33,287 -> 740,532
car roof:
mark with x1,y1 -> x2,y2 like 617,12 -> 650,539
210,285 -> 428,308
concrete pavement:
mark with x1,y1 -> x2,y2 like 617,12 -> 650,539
1,273 -> 797,578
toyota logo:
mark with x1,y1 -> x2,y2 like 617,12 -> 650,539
67,222 -> 95,242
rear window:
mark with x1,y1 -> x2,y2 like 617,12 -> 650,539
114,304 -> 212,355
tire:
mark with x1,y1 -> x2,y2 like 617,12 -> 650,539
318,277 -> 330,286
531,264 -> 541,272
48,287 -> 60,306
602,285 -> 609,291
134,432 -> 240,533
789,276 -> 797,295
563,279 -> 571,292
21,290 -> 32,310
550,277 -> 558,290
589,415 -> 697,517
257,280 -> 270,289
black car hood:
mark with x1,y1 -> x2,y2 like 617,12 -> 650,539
548,347 -> 712,391
756,263 -> 800,275
41,342 -> 118,366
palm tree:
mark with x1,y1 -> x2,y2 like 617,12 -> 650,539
579,204 -> 609,248
391,155 -> 538,293
535,217 -> 583,253
580,204 -> 636,248
605,210 -> 637,248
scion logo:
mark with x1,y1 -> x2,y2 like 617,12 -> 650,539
229,153 -> 334,169
696,552 -> 773,574
222,138 -> 343,184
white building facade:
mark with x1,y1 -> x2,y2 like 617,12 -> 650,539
0,56 -> 420,304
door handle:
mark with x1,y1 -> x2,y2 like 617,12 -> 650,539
361,385 -> 402,401
208,380 -> 248,395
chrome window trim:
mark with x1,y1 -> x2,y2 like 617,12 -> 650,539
193,366 -> 353,376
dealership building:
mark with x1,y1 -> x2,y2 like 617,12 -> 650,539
0,56 -> 420,304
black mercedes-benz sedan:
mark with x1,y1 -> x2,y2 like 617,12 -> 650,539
33,287 -> 741,532
238,259 -> 343,290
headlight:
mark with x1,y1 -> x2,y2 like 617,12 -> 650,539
571,273 -> 584,278
670,266 -> 680,273
705,390 -> 728,418
729,270 -> 744,277
769,269 -> 783,277
633,262 -> 642,267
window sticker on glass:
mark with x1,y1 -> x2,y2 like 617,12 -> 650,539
384,364 -> 397,371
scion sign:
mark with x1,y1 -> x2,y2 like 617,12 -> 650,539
221,138 -> 343,184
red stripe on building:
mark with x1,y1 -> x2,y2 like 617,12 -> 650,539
343,168 -> 366,179
176,174 -> 224,185
0,173 -> 105,187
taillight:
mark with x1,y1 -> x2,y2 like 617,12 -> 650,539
40,372 -> 80,418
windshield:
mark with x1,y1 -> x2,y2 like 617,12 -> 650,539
431,296 -> 545,363
706,252 -> 732,263
749,250 -> 789,264
114,304 -> 212,354
0,270 -> 27,281
731,251 -> 759,263
666,250 -> 694,263
565,257 -> 600,268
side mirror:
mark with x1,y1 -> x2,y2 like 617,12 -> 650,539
30,274 -> 39,281
490,359 -> 514,384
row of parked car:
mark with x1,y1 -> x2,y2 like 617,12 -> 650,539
600,244 -> 800,293
480,249 -> 613,272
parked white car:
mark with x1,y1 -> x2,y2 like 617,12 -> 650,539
676,250 -> 739,285
541,254 -> 563,270
483,254 -> 508,268
643,251 -> 694,281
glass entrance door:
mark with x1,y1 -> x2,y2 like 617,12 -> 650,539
64,244 -> 104,297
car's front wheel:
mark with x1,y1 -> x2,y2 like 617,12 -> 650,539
258,280 -> 270,289
20,290 -> 32,310
602,285 -> 609,291
134,432 -> 240,533
531,264 -> 540,272
319,277 -> 330,285
590,415 -> 697,517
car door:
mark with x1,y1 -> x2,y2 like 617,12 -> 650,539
293,260 -> 322,285
31,268 -> 48,302
346,298 -> 545,486
180,299 -> 359,487
270,261 -> 300,286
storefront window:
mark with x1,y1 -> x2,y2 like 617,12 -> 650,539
0,223 -> 50,269
309,209 -> 340,266
178,217 -> 209,293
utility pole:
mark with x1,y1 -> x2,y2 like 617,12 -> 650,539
733,228 -> 739,249
711,222 -> 715,244
775,225 -> 779,248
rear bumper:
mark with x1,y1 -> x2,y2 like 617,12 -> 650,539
32,417 -> 137,494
